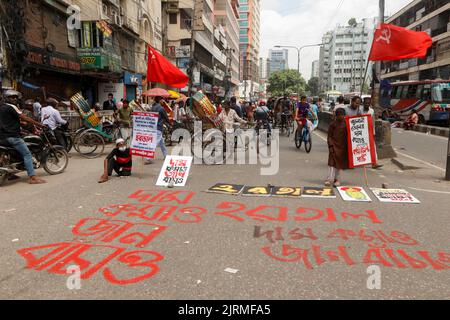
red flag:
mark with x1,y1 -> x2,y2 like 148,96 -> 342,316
147,46 -> 189,88
368,23 -> 432,61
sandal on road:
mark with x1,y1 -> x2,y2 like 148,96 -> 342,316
29,177 -> 46,185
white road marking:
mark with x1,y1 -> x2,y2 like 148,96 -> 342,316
314,131 -> 328,143
408,187 -> 450,195
395,150 -> 445,172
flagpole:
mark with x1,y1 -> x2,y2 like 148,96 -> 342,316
372,0 -> 385,108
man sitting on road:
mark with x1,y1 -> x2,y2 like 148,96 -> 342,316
98,138 -> 132,183
404,110 -> 419,130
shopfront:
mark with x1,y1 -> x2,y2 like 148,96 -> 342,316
123,72 -> 143,101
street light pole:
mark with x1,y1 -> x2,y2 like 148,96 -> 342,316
275,44 -> 323,98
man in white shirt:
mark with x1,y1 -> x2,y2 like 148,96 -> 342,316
344,96 -> 363,117
218,100 -> 247,134
41,98 -> 68,149
33,97 -> 42,119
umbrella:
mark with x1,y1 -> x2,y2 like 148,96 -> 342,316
142,88 -> 170,98
168,90 -> 181,99
175,93 -> 188,103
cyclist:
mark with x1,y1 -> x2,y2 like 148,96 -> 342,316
280,95 -> 292,130
295,96 -> 317,137
254,101 -> 272,135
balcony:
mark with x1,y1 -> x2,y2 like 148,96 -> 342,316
77,47 -> 122,73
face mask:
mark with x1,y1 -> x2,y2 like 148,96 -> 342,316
119,147 -> 126,152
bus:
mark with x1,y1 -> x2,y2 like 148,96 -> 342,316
381,80 -> 450,125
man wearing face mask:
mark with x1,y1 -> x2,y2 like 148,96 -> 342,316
98,138 -> 132,183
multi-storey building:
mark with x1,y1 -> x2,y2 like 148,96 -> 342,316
238,0 -> 260,100
267,49 -> 289,77
0,0 -> 162,104
162,0 -> 234,99
311,60 -> 320,79
319,18 -> 376,94
381,0 -> 450,82
214,0 -> 241,97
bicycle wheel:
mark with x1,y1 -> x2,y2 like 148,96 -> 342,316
77,131 -> 105,159
295,128 -> 302,149
286,120 -> 292,137
304,130 -> 312,153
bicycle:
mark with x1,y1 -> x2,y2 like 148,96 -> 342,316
295,120 -> 312,153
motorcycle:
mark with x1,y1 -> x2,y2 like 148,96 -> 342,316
53,122 -> 73,153
0,128 -> 69,186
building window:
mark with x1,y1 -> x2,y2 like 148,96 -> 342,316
169,13 -> 178,24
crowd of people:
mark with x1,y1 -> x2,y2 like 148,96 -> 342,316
2,87 -> 414,188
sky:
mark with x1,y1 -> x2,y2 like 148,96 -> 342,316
261,0 -> 414,80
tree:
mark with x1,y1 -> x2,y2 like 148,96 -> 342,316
348,18 -> 357,27
267,69 -> 307,97
307,77 -> 320,96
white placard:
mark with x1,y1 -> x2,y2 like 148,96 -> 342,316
156,156 -> 194,187
346,115 -> 376,168
337,186 -> 372,202
130,112 -> 158,158
370,188 -> 421,204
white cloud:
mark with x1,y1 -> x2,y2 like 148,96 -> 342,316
261,0 -> 413,80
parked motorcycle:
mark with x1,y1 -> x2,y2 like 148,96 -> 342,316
0,128 -> 69,186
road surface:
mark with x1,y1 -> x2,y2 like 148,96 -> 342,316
0,129 -> 449,300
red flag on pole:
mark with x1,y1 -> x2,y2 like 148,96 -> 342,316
147,46 -> 189,88
368,23 -> 433,61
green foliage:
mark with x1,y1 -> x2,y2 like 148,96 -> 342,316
307,77 -> 320,96
267,69 -> 307,97
348,18 -> 357,27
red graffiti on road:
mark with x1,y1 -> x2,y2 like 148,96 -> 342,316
214,202 -> 384,224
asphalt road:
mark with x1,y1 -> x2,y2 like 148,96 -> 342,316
0,129 -> 449,300
392,128 -> 448,171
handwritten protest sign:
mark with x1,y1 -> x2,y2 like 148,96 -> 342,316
156,156 -> 193,187
130,112 -> 159,158
346,115 -> 376,168
370,188 -> 421,204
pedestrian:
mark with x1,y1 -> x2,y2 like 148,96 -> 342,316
325,107 -> 349,187
41,98 -> 69,149
98,138 -> 132,183
344,96 -> 363,117
144,96 -> 170,164
230,97 -> 243,118
310,99 -> 320,131
115,100 -> 133,144
362,97 -> 382,169
22,100 -> 38,134
247,102 -> 256,122
333,96 -> 346,114
0,90 -> 46,184
103,93 -> 117,111
33,97 -> 42,120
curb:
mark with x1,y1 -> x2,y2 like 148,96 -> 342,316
412,124 -> 449,138
391,158 -> 421,171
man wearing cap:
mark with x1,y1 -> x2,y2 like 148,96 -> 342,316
98,138 -> 133,183
0,90 -> 46,184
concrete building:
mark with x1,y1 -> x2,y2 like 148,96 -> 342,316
311,60 -> 320,79
319,18 -> 377,94
238,0 -> 261,100
259,57 -> 269,80
268,49 -> 289,76
0,0 -> 162,103
381,0 -> 450,82
214,0 -> 241,97
162,0 -> 234,99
